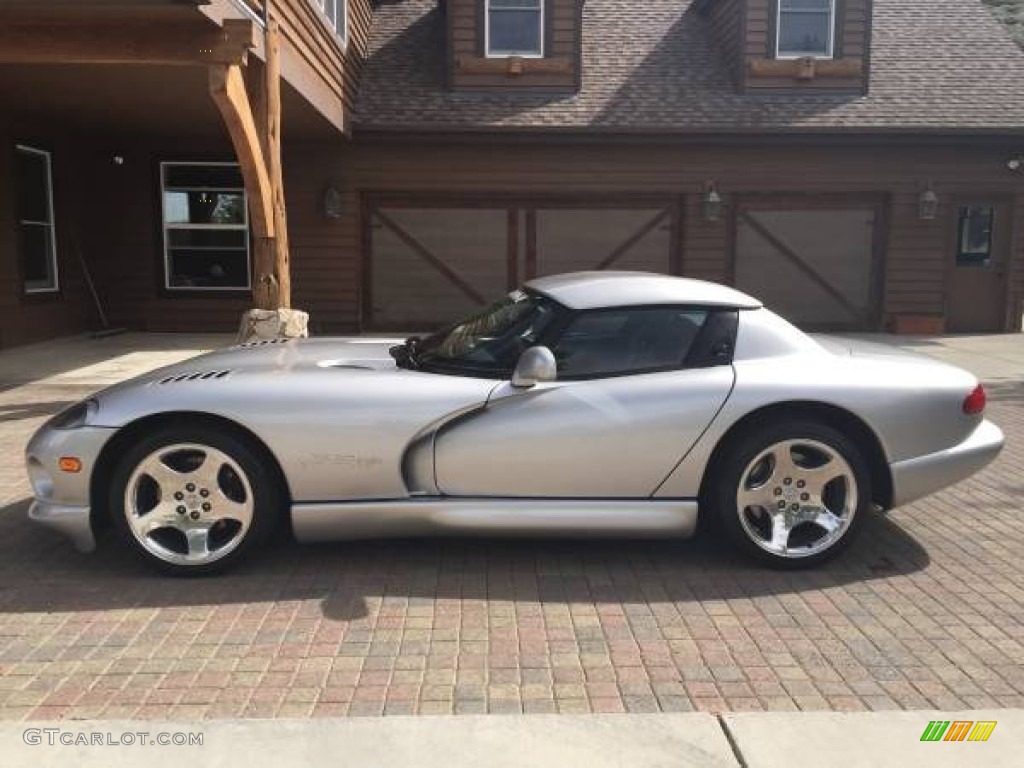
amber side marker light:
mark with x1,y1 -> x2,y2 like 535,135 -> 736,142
58,457 -> 82,473
963,384 -> 986,415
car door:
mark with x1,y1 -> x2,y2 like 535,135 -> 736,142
433,306 -> 737,498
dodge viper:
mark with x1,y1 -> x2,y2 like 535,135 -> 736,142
25,272 -> 1003,574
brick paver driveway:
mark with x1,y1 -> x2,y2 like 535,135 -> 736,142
1,333 -> 1022,720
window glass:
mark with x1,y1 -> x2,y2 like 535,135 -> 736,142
314,0 -> 346,41
15,146 -> 58,293
417,290 -> 557,375
778,0 -> 833,58
956,207 -> 995,267
161,163 -> 249,290
554,308 -> 709,379
163,192 -> 246,226
488,0 -> 543,56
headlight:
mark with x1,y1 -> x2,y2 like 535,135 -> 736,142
49,398 -> 98,430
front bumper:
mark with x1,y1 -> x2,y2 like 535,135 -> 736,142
28,501 -> 96,553
24,424 -> 115,553
890,419 -> 1004,508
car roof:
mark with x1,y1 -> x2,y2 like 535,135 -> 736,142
526,271 -> 762,311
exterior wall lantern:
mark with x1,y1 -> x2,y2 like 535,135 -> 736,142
704,183 -> 723,222
918,184 -> 939,221
323,185 -> 343,219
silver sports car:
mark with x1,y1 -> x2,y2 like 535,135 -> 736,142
25,272 -> 1003,574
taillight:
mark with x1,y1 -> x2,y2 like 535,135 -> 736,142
963,384 -> 986,415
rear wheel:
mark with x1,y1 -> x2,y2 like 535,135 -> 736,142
712,420 -> 870,568
109,424 -> 282,575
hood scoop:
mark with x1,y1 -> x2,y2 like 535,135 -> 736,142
156,370 -> 233,385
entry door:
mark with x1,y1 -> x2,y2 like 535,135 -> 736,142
946,200 -> 1010,332
432,367 -> 735,498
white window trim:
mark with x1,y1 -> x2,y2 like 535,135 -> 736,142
310,0 -> 349,51
485,0 -> 545,59
775,0 -> 836,60
160,161 -> 252,292
15,144 -> 59,294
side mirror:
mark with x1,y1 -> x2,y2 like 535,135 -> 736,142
511,346 -> 557,389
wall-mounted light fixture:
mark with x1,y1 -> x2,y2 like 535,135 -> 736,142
323,185 -> 343,219
918,184 -> 939,221
112,155 -> 124,166
1007,156 -> 1023,172
704,182 -> 723,222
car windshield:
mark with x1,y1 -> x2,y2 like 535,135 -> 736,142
415,290 -> 558,374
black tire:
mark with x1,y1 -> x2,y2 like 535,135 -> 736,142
711,419 -> 871,569
108,422 -> 283,576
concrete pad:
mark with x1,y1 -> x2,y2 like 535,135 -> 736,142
724,710 -> 1024,768
1,714 -> 740,768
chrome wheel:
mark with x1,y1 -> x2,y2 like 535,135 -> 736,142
735,438 -> 857,559
123,442 -> 254,566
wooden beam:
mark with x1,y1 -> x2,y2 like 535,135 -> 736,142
0,18 -> 257,66
209,62 -> 278,309
264,18 -> 292,310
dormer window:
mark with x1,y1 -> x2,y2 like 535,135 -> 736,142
486,0 -> 544,58
776,0 -> 835,59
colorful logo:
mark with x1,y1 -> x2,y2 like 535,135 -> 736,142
920,720 -> 997,742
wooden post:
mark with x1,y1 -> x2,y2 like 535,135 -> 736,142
209,62 -> 278,309
264,18 -> 291,309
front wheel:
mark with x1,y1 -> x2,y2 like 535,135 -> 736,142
712,420 -> 871,568
109,424 -> 282,575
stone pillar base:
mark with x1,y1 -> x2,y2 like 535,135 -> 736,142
236,308 -> 310,344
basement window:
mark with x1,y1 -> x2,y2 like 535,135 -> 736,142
486,0 -> 544,58
15,145 -> 59,294
777,0 -> 835,59
160,162 -> 251,291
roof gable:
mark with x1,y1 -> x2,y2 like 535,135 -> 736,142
355,0 -> 1024,134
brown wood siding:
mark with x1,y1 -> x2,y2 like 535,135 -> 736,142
0,118 -> 93,349
272,0 -> 375,131
280,138 -> 1024,334
704,0 -> 745,86
73,136 -> 251,334
448,0 -> 580,91
4,128 -> 1023,346
742,0 -> 870,92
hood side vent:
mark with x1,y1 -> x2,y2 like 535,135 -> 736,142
234,338 -> 290,348
156,370 -> 233,385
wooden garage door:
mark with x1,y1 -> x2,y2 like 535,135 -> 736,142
366,199 -> 678,329
734,199 -> 882,329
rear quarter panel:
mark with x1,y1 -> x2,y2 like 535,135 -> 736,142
655,313 -> 981,499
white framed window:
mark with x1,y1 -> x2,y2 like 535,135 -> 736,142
311,0 -> 348,48
15,145 -> 59,294
486,0 -> 544,58
776,0 -> 835,59
160,162 -> 251,291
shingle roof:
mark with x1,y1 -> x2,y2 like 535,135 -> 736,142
355,0 -> 1024,134
984,0 -> 1024,48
